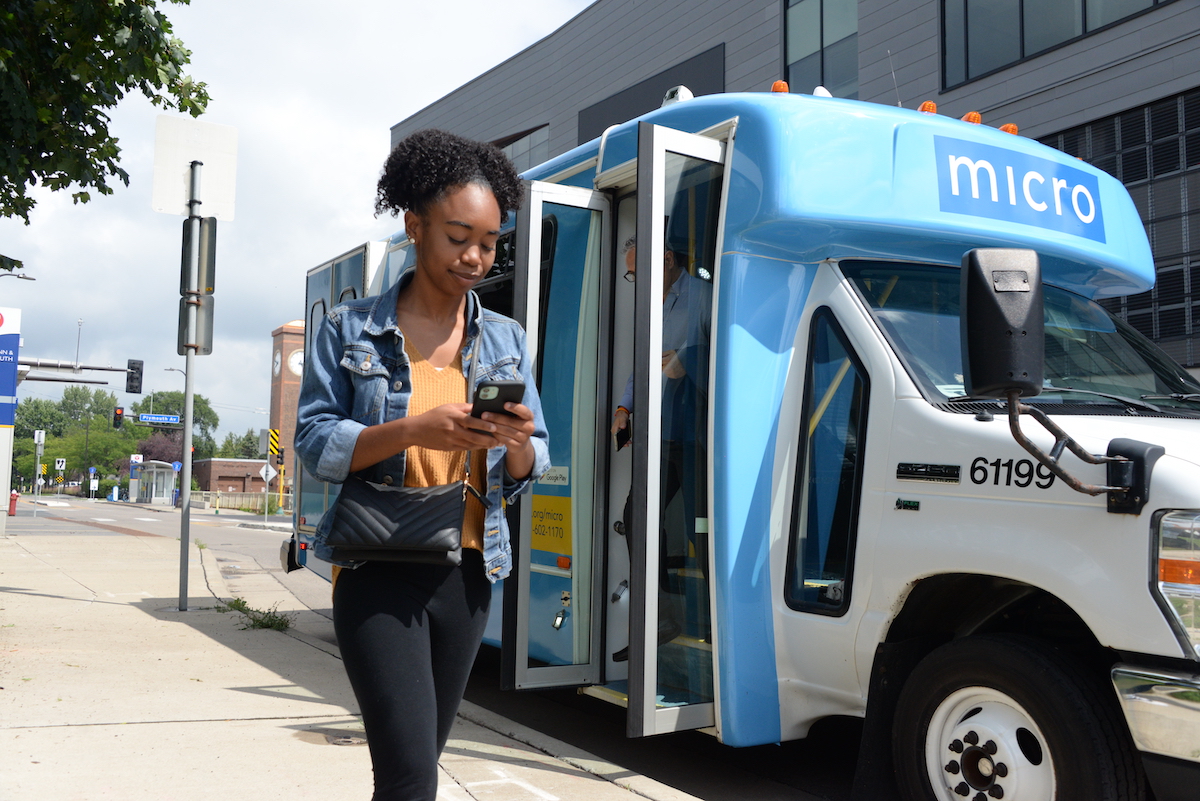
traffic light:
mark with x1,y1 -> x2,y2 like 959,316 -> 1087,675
275,447 -> 285,466
113,407 -> 124,429
126,359 -> 144,393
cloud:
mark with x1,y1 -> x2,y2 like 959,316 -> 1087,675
1,0 -> 593,438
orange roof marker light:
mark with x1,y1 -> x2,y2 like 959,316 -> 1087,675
961,111 -> 982,124
771,80 -> 789,93
918,101 -> 938,114
1000,123 -> 1020,135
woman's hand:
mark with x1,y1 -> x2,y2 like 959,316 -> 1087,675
348,403 -> 492,473
416,403 -> 500,451
474,402 -> 537,479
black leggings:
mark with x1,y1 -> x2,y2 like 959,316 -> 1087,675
332,551 -> 491,801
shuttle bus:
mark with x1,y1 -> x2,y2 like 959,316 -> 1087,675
285,89 -> 1200,801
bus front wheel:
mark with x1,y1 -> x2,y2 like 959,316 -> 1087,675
892,634 -> 1144,801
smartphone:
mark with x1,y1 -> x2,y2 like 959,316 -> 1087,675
614,421 -> 632,451
471,380 -> 525,418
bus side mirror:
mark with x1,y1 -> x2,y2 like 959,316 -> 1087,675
960,248 -> 1044,399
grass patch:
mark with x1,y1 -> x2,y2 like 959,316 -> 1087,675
216,597 -> 294,631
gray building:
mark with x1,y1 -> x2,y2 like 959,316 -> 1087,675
390,0 -> 1200,370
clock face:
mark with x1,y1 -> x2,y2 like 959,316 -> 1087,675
287,349 -> 304,376
272,350 -> 282,377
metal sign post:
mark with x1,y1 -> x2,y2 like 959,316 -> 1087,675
177,161 -> 202,612
153,115 -> 235,612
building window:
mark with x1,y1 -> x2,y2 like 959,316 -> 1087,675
1040,87 -> 1200,367
785,0 -> 858,99
495,126 -> 550,175
943,0 -> 1174,89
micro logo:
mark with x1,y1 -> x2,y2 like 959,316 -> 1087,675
935,136 -> 1106,243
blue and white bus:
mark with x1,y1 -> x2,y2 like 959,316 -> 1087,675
287,88 -> 1200,801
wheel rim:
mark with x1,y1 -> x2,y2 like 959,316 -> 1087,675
923,686 -> 1055,801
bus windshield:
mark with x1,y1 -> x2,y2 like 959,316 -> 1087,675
843,261 -> 1200,413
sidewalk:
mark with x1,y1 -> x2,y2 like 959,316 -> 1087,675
0,504 -> 700,801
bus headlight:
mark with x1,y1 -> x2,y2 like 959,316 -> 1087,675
1156,510 -> 1200,658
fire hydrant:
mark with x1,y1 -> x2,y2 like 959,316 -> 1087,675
8,489 -> 18,516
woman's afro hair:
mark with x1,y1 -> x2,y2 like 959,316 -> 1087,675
374,129 -> 522,218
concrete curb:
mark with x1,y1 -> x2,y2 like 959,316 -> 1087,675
457,700 -> 702,801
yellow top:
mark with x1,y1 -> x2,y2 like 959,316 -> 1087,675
402,339 -> 487,552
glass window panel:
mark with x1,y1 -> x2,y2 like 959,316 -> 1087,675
944,0 -> 967,87
1024,0 -> 1082,55
1122,148 -> 1149,183
823,32 -> 859,100
526,202 -> 601,670
1156,267 -> 1185,302
1093,154 -> 1119,178
1127,183 -> 1150,220
1092,118 -> 1117,155
1087,0 -> 1153,30
332,251 -> 364,304
967,0 -> 1020,78
1153,217 -> 1184,257
1061,126 -> 1086,157
1127,290 -> 1154,312
1185,93 -> 1200,131
786,310 -> 867,615
1192,265 -> 1200,296
1152,176 -> 1183,218
1151,99 -> 1180,140
824,0 -> 858,44
1186,132 -> 1200,169
1152,141 -> 1182,177
1122,109 -> 1148,148
653,153 -> 720,706
1160,307 -> 1187,338
1187,175 -> 1200,211
787,0 -> 822,63
789,52 -> 823,96
1098,297 -> 1124,315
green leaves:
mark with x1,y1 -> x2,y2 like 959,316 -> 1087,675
0,0 -> 210,223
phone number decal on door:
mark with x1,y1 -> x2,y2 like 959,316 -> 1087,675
531,494 -> 572,553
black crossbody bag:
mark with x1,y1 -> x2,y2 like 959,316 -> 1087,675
326,339 -> 485,565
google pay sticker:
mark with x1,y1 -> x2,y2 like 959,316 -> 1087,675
537,466 -> 569,486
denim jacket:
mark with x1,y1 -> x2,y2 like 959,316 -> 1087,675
294,271 -> 551,582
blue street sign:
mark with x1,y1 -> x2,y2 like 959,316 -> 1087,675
139,414 -> 181,424
0,308 -> 21,427
89,467 -> 96,474
171,461 -> 182,472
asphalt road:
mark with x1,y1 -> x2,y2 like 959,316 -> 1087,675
9,497 -> 859,801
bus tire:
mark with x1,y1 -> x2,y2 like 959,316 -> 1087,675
892,634 -> 1144,801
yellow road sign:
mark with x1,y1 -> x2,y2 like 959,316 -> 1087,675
268,428 -> 280,455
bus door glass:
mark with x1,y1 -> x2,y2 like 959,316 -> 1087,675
622,122 -> 727,737
507,182 -> 611,689
296,262 -> 333,570
332,249 -> 365,304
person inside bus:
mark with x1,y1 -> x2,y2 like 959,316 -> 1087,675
294,129 -> 549,801
610,232 -> 712,662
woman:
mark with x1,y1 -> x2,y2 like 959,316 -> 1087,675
294,129 -> 550,801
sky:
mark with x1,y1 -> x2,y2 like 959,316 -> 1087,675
0,0 -> 593,442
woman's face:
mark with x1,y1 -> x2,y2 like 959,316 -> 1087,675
405,183 -> 501,298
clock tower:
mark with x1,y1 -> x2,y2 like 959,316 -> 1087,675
269,320 -> 305,484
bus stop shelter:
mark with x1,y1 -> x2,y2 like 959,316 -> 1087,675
134,460 -> 177,505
